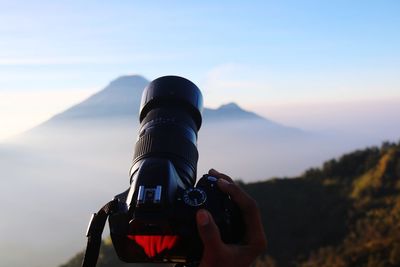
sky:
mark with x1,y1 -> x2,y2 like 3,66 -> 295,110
0,0 -> 399,140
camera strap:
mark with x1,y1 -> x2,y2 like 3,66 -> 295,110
81,199 -> 117,267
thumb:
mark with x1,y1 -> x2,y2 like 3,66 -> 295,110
196,209 -> 223,251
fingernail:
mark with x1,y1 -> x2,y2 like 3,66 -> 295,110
197,210 -> 209,226
209,168 -> 220,175
218,178 -> 230,185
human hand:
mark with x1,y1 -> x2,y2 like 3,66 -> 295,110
196,169 -> 267,267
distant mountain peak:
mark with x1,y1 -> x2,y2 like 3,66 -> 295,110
203,101 -> 302,133
203,102 -> 265,122
218,102 -> 242,110
107,75 -> 149,89
49,75 -> 150,122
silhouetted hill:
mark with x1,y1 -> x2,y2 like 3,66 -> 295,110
50,75 -> 148,121
203,102 -> 263,121
252,141 -> 400,267
40,75 -> 293,130
61,141 -> 400,267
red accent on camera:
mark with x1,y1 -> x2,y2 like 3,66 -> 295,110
127,235 -> 179,258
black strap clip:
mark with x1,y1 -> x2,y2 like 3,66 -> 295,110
81,199 -> 117,267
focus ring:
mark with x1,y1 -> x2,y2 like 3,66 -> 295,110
133,132 -> 199,171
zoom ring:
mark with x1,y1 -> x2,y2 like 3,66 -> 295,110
133,132 -> 199,171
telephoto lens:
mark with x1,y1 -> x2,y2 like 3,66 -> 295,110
131,75 -> 203,187
108,76 -> 206,263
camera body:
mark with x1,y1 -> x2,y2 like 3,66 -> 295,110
109,158 -> 243,263
105,76 -> 244,264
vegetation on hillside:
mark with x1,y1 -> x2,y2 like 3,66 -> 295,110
61,141 -> 400,267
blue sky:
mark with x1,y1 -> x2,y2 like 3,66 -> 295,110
1,0 -> 399,140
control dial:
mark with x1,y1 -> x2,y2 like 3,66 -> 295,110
183,188 -> 207,207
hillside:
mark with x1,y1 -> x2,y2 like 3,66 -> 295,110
250,141 -> 400,267
61,141 -> 400,267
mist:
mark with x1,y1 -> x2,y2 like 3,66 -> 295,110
0,118 -> 136,267
257,99 -> 400,143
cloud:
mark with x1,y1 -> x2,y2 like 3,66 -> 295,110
201,63 -> 272,107
202,62 -> 400,110
204,63 -> 268,90
0,53 -> 185,66
0,90 -> 92,141
0,57 -> 101,66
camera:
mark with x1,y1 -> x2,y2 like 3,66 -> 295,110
83,76 -> 244,266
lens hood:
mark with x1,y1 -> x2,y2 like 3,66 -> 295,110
139,76 -> 203,130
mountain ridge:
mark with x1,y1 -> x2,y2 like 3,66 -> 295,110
30,74 -> 301,133
49,75 -> 148,121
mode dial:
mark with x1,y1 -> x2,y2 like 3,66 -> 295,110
183,188 -> 207,207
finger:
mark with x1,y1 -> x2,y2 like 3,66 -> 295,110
196,209 -> 224,251
217,179 -> 267,250
208,169 -> 234,183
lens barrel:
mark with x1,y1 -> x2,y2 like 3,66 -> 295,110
130,76 -> 203,187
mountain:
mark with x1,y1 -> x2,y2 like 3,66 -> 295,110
61,141 -> 400,267
17,74 -> 312,181
37,75 -> 291,128
26,74 -> 302,145
204,102 -> 264,121
51,75 -> 148,120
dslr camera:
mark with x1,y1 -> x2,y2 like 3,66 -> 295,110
83,76 -> 244,266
